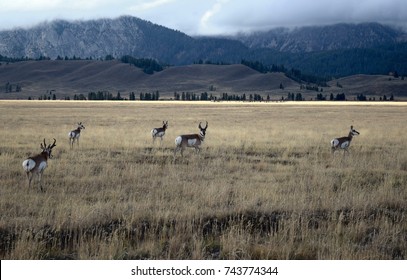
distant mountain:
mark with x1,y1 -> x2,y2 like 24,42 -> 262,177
235,22 -> 407,77
0,16 -> 187,62
0,16 -> 248,65
1,16 -> 407,77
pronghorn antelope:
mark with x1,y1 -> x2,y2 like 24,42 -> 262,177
174,121 -> 208,157
22,138 -> 56,191
151,121 -> 168,144
68,122 -> 85,148
331,125 -> 360,154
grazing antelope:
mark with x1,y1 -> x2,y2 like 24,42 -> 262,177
331,125 -> 360,154
22,138 -> 56,191
151,121 -> 168,144
68,122 -> 85,148
174,121 -> 208,157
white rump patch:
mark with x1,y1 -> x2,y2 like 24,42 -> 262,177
152,130 -> 164,137
331,139 -> 339,148
22,159 -> 36,172
69,131 -> 79,139
175,136 -> 182,146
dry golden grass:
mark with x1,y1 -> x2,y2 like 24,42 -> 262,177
0,100 -> 406,260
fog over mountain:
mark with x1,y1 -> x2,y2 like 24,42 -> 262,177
0,0 -> 406,35
236,22 -> 405,52
0,16 -> 405,56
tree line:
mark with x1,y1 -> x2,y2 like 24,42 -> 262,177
27,90 -> 397,102
314,92 -> 394,101
120,55 -> 163,74
3,82 -> 22,93
241,59 -> 329,86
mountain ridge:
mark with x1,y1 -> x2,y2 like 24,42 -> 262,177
0,16 -> 407,76
1,16 -> 407,78
236,22 -> 405,52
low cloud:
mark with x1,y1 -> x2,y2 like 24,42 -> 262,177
201,0 -> 407,34
129,0 -> 175,13
199,0 -> 230,34
0,0 -> 406,34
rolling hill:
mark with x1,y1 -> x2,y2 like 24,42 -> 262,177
1,59 -> 405,100
0,60 -> 298,99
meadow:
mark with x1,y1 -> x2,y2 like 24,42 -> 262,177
0,100 -> 406,260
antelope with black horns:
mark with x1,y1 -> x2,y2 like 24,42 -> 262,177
151,121 -> 168,144
68,122 -> 85,148
22,138 -> 56,191
331,125 -> 360,154
174,121 -> 208,157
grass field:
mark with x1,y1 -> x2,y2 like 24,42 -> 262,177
0,100 -> 406,260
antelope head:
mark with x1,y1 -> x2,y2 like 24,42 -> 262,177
198,121 -> 208,138
41,138 -> 57,158
77,122 -> 85,130
163,121 -> 169,130
349,125 -> 360,137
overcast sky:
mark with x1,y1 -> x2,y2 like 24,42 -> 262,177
0,0 -> 406,35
